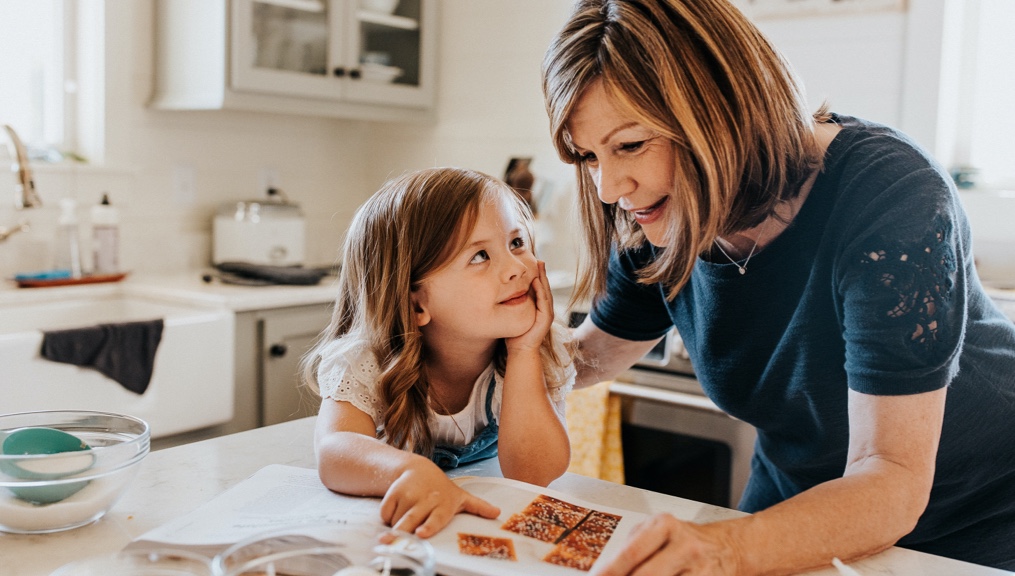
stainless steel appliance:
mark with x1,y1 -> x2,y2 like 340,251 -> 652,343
571,312 -> 757,508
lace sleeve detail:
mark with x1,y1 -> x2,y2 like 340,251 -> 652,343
857,214 -> 957,354
546,323 -> 577,413
841,211 -> 964,394
316,338 -> 386,427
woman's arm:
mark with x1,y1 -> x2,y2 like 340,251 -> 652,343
572,317 -> 661,388
500,262 -> 571,485
593,388 -> 946,576
315,399 -> 499,537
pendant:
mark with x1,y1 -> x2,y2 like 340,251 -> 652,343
738,267 -> 746,275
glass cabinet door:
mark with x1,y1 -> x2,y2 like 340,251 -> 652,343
230,0 -> 434,108
342,0 -> 434,108
231,0 -> 344,100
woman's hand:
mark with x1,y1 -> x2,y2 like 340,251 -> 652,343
380,458 -> 500,538
592,514 -> 741,576
505,260 -> 554,355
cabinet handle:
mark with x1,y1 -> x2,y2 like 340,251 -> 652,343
269,343 -> 288,358
349,68 -> 362,79
333,67 -> 346,77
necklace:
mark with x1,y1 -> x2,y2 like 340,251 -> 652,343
713,218 -> 772,275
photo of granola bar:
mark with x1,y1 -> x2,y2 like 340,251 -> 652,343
457,533 -> 517,561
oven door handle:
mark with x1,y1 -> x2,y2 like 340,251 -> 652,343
609,381 -> 729,416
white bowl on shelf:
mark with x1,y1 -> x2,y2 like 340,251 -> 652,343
360,63 -> 403,83
360,0 -> 399,15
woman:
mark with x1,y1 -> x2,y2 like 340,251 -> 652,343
542,0 -> 1015,573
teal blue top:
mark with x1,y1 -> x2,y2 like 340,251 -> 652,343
590,115 -> 1015,570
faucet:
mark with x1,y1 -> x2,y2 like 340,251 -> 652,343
3,124 -> 42,209
1,124 -> 41,243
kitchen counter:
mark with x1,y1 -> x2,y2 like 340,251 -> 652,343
0,270 -> 339,312
2,418 -> 1009,576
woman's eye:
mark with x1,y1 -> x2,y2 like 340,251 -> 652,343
579,151 -> 597,164
469,250 -> 490,265
619,141 -> 644,153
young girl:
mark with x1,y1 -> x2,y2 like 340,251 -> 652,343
303,167 -> 575,538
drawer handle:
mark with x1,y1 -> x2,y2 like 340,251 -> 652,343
269,344 -> 288,358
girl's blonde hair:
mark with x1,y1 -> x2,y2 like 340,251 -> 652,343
303,167 -> 570,457
542,0 -> 828,302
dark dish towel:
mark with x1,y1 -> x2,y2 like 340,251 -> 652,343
214,262 -> 330,286
41,319 -> 165,395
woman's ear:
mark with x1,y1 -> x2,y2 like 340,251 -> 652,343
411,290 -> 431,327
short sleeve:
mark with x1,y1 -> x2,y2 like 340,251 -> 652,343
546,323 -> 577,417
837,167 -> 966,395
316,338 -> 386,426
589,243 -> 674,341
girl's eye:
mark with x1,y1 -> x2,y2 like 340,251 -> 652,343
468,250 -> 490,265
510,237 -> 526,250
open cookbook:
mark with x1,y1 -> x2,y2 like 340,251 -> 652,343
127,464 -> 648,575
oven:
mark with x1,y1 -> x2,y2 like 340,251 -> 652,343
570,312 -> 757,508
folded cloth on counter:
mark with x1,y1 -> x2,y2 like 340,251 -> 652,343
41,319 -> 164,395
565,381 -> 625,484
214,261 -> 330,286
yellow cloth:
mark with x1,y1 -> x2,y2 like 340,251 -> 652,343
564,381 -> 624,483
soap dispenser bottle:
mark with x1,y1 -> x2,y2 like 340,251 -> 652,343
54,198 -> 83,278
91,193 -> 120,274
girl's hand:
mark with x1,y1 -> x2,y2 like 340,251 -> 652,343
380,458 -> 500,538
506,260 -> 554,355
591,513 -> 741,576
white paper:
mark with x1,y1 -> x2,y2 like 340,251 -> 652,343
131,465 -> 381,551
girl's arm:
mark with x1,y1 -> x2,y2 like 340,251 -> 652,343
315,399 -> 500,537
500,261 -> 571,486
591,388 -> 946,576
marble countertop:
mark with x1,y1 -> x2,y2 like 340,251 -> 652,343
1,417 -> 1009,576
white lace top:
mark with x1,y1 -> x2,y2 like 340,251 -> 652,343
317,323 -> 576,447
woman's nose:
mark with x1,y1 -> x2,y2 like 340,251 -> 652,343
592,161 -> 631,205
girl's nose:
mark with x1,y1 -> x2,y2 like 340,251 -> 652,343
504,254 -> 530,282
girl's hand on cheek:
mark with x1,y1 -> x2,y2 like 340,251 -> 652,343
506,261 -> 554,355
379,458 -> 500,538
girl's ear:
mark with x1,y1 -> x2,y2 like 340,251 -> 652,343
411,290 -> 432,327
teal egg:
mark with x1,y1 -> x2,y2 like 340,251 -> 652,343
1,427 -> 94,505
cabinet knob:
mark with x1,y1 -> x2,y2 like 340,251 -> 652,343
333,67 -> 346,77
269,343 -> 288,358
349,68 -> 362,80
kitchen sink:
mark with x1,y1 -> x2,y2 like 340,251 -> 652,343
0,289 -> 235,439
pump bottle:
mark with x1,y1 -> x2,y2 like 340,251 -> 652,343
54,198 -> 83,278
91,193 -> 120,274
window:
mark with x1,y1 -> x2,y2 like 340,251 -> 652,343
0,0 -> 72,159
960,0 -> 1015,188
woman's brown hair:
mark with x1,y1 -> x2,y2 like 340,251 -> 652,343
542,0 -> 827,302
302,168 -> 570,457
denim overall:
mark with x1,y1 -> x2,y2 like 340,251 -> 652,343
430,375 -> 499,470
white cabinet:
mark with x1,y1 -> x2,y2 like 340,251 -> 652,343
151,0 -> 437,121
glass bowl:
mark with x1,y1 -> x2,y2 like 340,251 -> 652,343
211,524 -> 436,576
0,410 -> 150,534
50,549 -> 213,576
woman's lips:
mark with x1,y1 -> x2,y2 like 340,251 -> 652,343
629,196 -> 668,225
